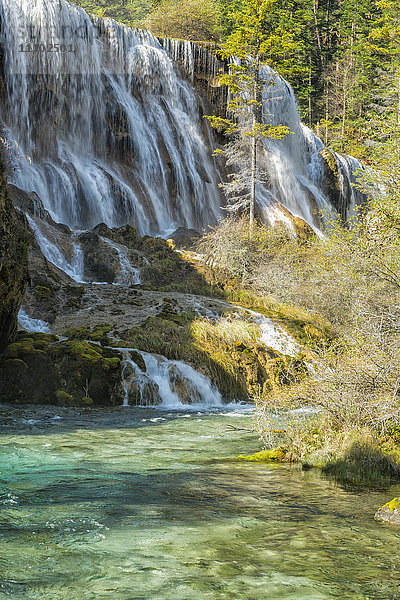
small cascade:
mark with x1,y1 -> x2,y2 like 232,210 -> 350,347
244,309 -> 300,357
18,308 -> 51,333
101,237 -> 141,285
120,349 -> 223,409
160,38 -> 221,82
26,215 -> 85,283
71,231 -> 85,282
334,153 -> 365,218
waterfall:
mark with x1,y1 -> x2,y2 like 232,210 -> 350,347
101,237 -> 141,285
244,309 -> 300,357
26,214 -> 85,282
255,69 -> 364,229
334,153 -> 365,218
0,0 -> 222,234
18,308 -> 51,333
161,38 -> 221,83
0,0 -> 365,240
121,349 -> 224,409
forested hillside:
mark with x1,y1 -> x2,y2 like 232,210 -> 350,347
72,0 -> 399,161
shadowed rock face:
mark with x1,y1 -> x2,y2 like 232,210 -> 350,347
0,331 -> 124,405
0,172 -> 29,352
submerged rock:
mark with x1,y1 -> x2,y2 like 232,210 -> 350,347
375,498 -> 400,525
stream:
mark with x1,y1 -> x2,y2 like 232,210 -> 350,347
1,404 -> 400,599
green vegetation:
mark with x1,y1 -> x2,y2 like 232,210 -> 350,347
70,0 -> 399,163
70,0 -> 153,27
0,330 -> 122,406
197,156 -> 400,483
112,306 -> 308,399
11,0 -> 399,487
205,0 -> 291,227
142,0 -> 221,41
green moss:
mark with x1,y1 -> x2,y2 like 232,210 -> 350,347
3,358 -> 28,369
34,285 -> 54,299
320,148 -> 340,190
129,350 -> 146,372
63,324 -> 112,344
382,497 -> 400,512
18,331 -> 59,342
62,326 -> 90,339
65,340 -> 103,363
3,339 -> 35,359
19,347 -> 45,357
33,340 -> 50,350
55,390 -> 74,403
237,448 -> 287,462
90,323 -> 112,341
81,396 -> 94,405
102,357 -> 121,370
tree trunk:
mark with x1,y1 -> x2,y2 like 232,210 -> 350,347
250,130 -> 256,232
249,38 -> 261,237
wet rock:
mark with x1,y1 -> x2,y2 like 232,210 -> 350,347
0,331 -> 124,405
319,149 -> 343,217
129,350 -> 146,372
78,231 -> 120,283
269,204 -> 314,240
375,498 -> 400,525
167,227 -> 201,250
169,365 -> 202,404
7,183 -> 71,235
128,379 -> 162,406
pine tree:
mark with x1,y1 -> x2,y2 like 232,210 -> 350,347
206,0 -> 291,230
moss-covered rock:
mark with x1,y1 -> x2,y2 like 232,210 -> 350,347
375,498 -> 400,525
237,448 -> 287,462
319,148 -> 345,218
0,332 -> 123,405
34,285 -> 54,299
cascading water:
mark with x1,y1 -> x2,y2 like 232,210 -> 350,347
254,68 -> 365,229
101,237 -> 141,285
0,0 -> 222,234
0,0 -> 366,411
0,0 -> 366,242
121,349 -> 224,409
25,214 -> 85,282
244,308 -> 301,357
18,308 -> 51,333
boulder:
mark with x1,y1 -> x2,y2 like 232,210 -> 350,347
0,331 -> 124,405
167,227 -> 201,250
375,498 -> 400,525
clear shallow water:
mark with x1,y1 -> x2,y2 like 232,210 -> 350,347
0,405 -> 400,600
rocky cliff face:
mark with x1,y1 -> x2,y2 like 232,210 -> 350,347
0,169 -> 29,352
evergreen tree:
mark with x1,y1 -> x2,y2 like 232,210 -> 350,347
206,0 -> 291,229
